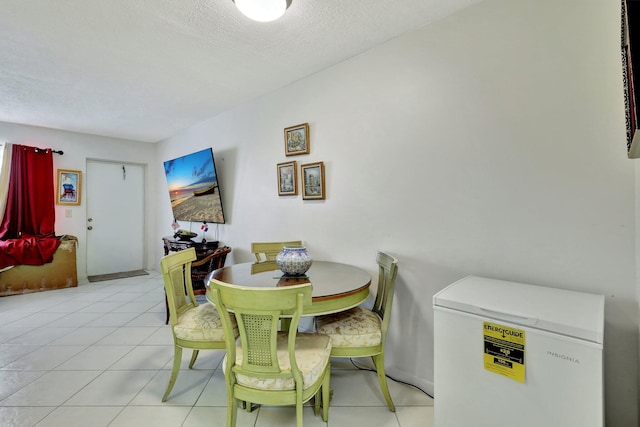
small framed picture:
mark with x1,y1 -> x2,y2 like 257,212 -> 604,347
56,169 -> 82,206
301,162 -> 325,200
277,161 -> 298,196
284,123 -> 310,156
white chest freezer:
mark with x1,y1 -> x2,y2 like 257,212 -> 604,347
433,276 -> 604,427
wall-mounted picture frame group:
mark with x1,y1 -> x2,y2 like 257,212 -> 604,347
277,161 -> 298,196
301,161 -> 325,200
284,123 -> 310,156
56,169 -> 82,206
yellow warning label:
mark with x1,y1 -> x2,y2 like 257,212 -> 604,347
483,322 -> 525,383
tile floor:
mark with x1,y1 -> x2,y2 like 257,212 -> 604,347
0,271 -> 434,426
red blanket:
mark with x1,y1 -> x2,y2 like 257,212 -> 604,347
0,236 -> 61,269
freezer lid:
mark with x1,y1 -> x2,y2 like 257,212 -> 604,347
433,275 -> 604,344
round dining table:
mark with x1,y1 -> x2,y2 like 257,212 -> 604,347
205,261 -> 371,316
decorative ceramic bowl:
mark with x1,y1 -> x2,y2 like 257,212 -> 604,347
175,230 -> 197,241
276,246 -> 312,276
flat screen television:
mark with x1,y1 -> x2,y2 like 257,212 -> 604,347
623,0 -> 640,157
163,148 -> 225,224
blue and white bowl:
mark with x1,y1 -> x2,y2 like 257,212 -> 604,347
276,246 -> 312,276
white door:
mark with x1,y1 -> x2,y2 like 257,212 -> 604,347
86,160 -> 145,276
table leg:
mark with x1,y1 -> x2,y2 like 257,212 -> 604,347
280,318 -> 292,331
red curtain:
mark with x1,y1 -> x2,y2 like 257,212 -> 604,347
0,144 -> 56,239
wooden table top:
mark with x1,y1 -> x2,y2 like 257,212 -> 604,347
206,261 -> 371,315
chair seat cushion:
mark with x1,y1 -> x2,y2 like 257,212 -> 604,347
174,303 -> 237,342
316,306 -> 382,348
227,332 -> 331,391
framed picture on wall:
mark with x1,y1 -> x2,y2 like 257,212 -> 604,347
284,123 -> 310,156
56,169 -> 82,206
277,161 -> 298,196
301,161 -> 325,200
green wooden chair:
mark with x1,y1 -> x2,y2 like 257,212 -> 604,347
251,241 -> 303,273
160,248 -> 238,402
210,280 -> 331,427
165,246 -> 232,324
316,251 -> 398,411
251,241 -> 303,263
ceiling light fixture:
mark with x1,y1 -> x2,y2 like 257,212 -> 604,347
233,0 -> 292,22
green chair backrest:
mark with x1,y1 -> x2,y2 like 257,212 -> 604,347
251,241 -> 303,263
211,280 -> 312,381
160,247 -> 198,326
372,251 -> 398,344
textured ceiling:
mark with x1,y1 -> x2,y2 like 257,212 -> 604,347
0,0 -> 482,142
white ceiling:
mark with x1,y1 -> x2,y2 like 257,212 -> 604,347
0,0 -> 482,143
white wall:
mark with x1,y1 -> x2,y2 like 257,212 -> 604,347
0,0 -> 632,424
0,122 -> 157,281
156,0 -> 637,424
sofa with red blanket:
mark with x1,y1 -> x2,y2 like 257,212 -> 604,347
0,235 -> 78,296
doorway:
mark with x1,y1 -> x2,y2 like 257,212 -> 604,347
86,160 -> 145,277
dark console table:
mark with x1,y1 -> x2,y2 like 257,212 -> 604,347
162,236 -> 219,257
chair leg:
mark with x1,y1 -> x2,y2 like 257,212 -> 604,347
321,364 -> 331,422
162,346 -> 183,402
372,353 -> 395,412
313,392 -> 320,416
188,349 -> 199,368
296,393 -> 304,427
228,393 -> 238,427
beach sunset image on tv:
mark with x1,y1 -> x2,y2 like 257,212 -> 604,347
163,148 -> 225,223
